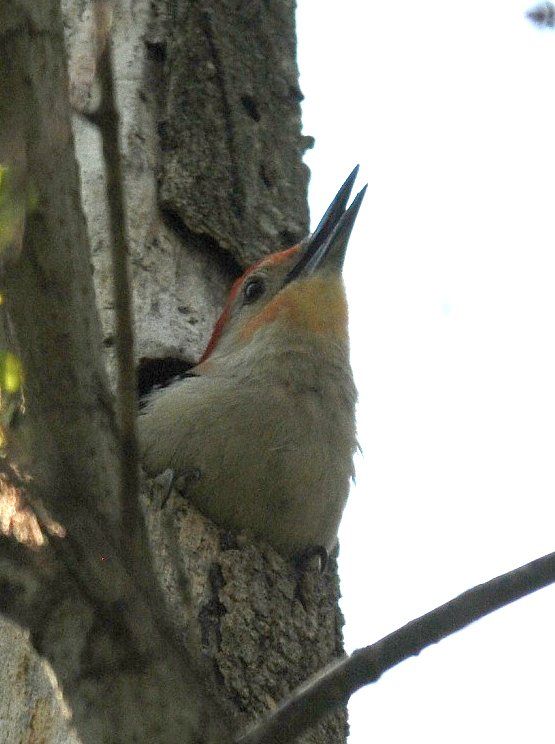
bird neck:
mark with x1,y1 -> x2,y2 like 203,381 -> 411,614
201,318 -> 351,396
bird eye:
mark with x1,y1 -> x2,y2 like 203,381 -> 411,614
243,276 -> 265,304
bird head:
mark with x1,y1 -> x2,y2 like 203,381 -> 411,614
198,168 -> 366,365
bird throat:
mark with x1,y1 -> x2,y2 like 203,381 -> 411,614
242,276 -> 348,342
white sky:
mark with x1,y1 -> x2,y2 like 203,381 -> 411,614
297,2 -> 555,742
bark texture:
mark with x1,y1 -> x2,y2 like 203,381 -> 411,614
0,3 -> 230,742
0,0 -> 347,741
145,486 -> 348,743
158,0 -> 311,267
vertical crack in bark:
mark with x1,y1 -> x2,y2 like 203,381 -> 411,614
199,8 -> 244,220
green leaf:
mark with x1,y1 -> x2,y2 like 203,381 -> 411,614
0,351 -> 23,394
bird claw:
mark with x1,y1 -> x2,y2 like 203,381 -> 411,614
159,467 -> 201,508
160,468 -> 175,509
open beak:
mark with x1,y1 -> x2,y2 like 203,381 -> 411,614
285,166 -> 367,285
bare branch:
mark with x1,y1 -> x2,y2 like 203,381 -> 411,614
237,550 -> 555,744
91,3 -> 141,551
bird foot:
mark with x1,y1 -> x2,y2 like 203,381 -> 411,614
160,467 -> 202,508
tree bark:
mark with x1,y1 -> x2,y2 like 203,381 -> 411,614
0,1 -> 347,741
0,3 -> 230,742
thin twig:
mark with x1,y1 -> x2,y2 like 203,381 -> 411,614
92,14 -> 141,547
83,13 -> 229,716
237,550 -> 555,744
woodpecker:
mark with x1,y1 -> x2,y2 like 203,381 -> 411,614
139,168 -> 366,558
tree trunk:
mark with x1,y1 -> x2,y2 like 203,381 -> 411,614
0,1 -> 347,741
